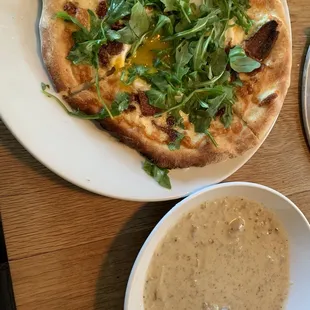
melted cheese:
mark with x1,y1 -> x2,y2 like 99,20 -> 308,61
258,88 -> 277,102
110,44 -> 131,70
225,23 -> 246,46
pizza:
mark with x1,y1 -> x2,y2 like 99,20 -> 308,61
40,0 -> 291,188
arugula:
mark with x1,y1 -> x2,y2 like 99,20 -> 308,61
146,89 -> 167,109
231,0 -> 253,34
143,160 -> 171,189
160,0 -> 177,11
210,48 -> 227,76
129,2 -> 150,37
121,65 -> 150,85
55,12 -> 87,31
174,41 -> 192,77
118,2 -> 152,50
168,131 -> 184,150
41,83 -> 108,119
164,10 -> 220,41
42,83 -> 129,119
105,0 -> 133,25
153,15 -> 173,36
110,92 -> 130,115
221,100 -> 233,128
229,46 -> 261,73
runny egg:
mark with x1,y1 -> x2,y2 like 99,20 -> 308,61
130,35 -> 170,68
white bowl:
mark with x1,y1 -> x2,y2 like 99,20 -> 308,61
125,182 -> 310,309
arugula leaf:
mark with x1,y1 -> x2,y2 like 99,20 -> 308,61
205,130 -> 218,147
106,28 -> 121,41
189,110 -> 212,133
42,83 -> 131,120
129,2 -> 150,37
153,15 -> 173,36
54,12 -> 87,32
168,131 -> 184,150
111,92 -> 130,115
192,35 -> 206,71
210,48 -> 227,76
146,89 -> 167,109
229,46 -> 261,73
173,65 -> 189,81
221,100 -> 233,128
88,10 -> 103,38
173,41 -> 192,80
175,41 -> 193,67
117,26 -> 138,44
207,93 -> 226,117
175,18 -> 191,33
41,83 -> 109,119
147,73 -> 168,91
164,10 -> 220,41
170,109 -> 184,128
143,160 -> 171,189
160,0 -> 178,12
121,65 -> 150,85
231,0 -> 253,33
106,0 -> 132,25
67,38 -> 107,67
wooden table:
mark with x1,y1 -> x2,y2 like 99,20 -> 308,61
1,1 -> 310,309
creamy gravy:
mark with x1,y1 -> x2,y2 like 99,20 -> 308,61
143,197 -> 289,310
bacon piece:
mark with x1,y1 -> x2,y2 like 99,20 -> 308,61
138,91 -> 158,117
106,41 -> 124,56
129,93 -> 138,103
167,129 -> 178,142
98,42 -> 124,68
63,2 -> 77,15
216,108 -> 225,117
98,47 -> 109,67
97,1 -> 108,19
124,105 -> 137,113
166,116 -> 175,127
259,93 -> 278,106
245,21 -> 279,62
152,121 -> 178,142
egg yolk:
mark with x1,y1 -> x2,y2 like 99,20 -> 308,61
130,35 -> 170,68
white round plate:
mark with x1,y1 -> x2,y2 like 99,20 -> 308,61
0,0 -> 291,201
125,182 -> 310,309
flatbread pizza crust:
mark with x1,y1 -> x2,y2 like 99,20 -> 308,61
67,84 -> 259,168
234,0 -> 292,139
40,0 -> 291,169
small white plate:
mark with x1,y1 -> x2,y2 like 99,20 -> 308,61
125,182 -> 310,309
0,0 -> 291,201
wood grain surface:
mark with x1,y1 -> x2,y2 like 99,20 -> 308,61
1,0 -> 310,309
